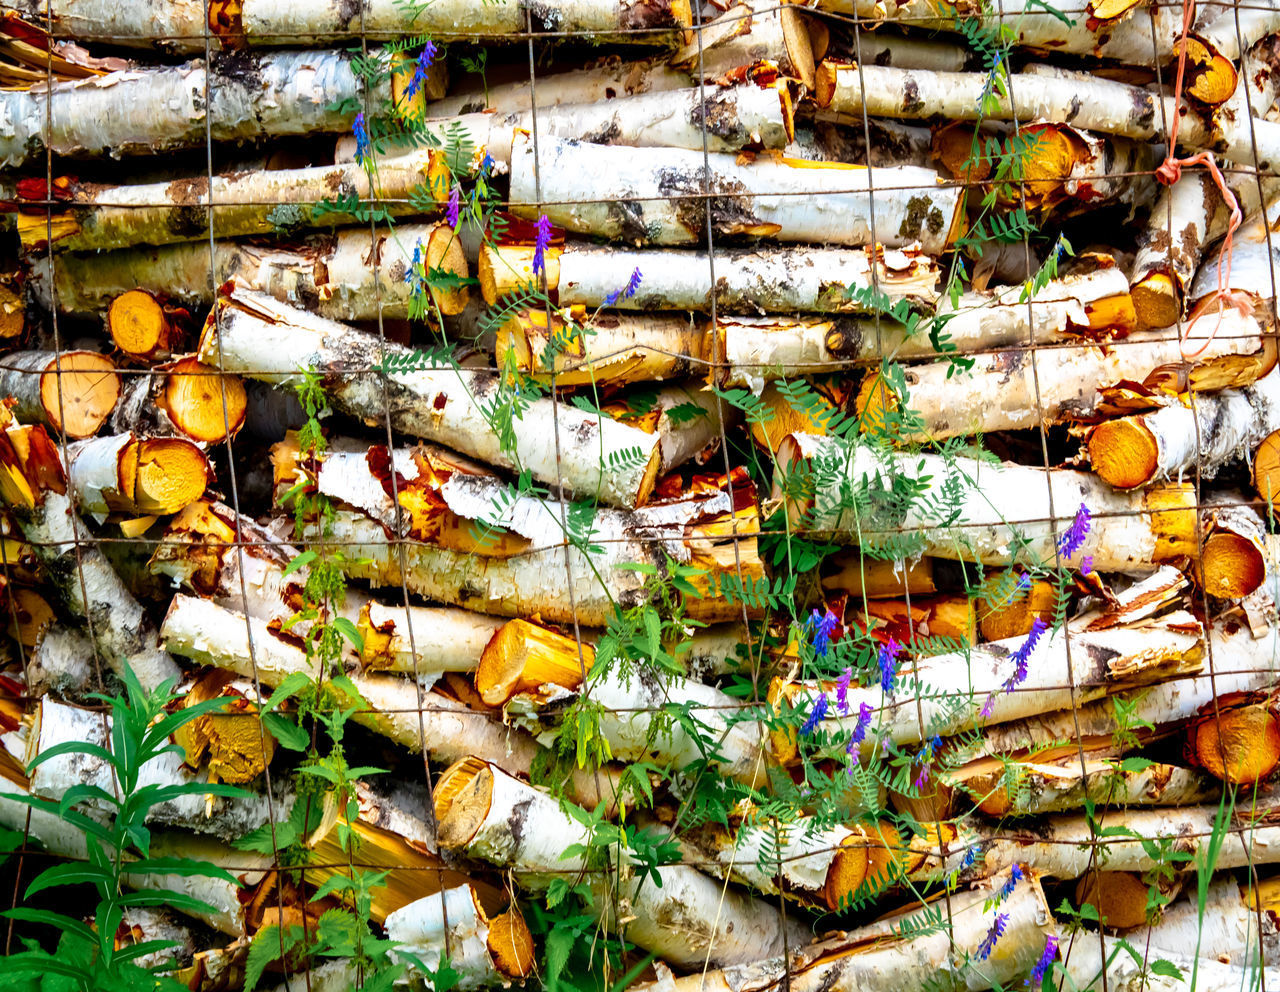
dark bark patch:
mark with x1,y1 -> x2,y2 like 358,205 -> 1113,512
901,77 -> 924,116
620,0 -> 682,32
507,797 -> 532,851
899,194 -> 945,241
824,318 -> 864,359
581,118 -> 623,145
690,91 -> 744,142
166,175 -> 211,238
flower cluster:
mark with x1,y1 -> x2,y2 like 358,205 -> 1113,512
353,112 -> 371,167
1027,935 -> 1058,986
981,616 -> 1047,718
975,912 -> 1009,961
403,42 -> 438,100
845,702 -> 874,770
912,734 -> 943,788
878,638 -> 901,694
805,607 -> 839,658
1057,502 -> 1091,559
800,692 -> 829,737
604,267 -> 643,306
403,240 -> 425,296
835,666 -> 852,714
446,184 -> 460,229
997,863 -> 1023,902
532,214 -> 553,277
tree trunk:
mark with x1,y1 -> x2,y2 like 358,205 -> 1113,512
205,286 -> 661,508
158,594 -> 615,810
771,609 -> 1204,760
479,241 -> 942,313
629,870 -> 1053,992
0,420 -> 182,690
1088,367 -> 1280,488
287,445 -> 763,625
0,49 -> 384,167
0,349 -> 120,439
2,0 -> 693,52
857,318 -> 1275,442
19,152 -> 446,254
776,433 -> 1198,572
65,432 -> 210,518
434,756 -> 807,968
508,133 -> 962,252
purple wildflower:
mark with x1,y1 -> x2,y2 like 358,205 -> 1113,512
532,214 -> 553,277
604,266 -> 643,307
835,667 -> 852,714
403,42 -> 438,99
998,863 -> 1024,902
1027,935 -> 1058,986
446,184 -> 460,229
878,638 -> 901,695
914,761 -> 929,789
845,701 -> 873,761
1080,555 -> 1093,576
1002,616 -> 1047,695
353,112 -> 371,166
800,693 -> 828,737
806,608 -> 839,658
975,913 -> 1009,961
1057,502 -> 1092,559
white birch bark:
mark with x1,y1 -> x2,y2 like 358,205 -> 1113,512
1191,195 -> 1280,306
385,887 -> 525,988
158,595 -> 614,809
22,152 -> 443,254
35,221 -> 468,320
1198,0 -> 1280,62
65,432 -> 211,518
508,133 -> 962,252
776,610 -> 1203,756
0,49 -> 383,167
815,0 -> 1185,63
777,433 -> 1199,573
425,57 -> 691,118
26,622 -> 94,699
3,0 -> 694,51
1087,368 -> 1280,488
670,0 -> 814,86
1134,878 -> 1277,967
632,870 -> 1054,992
880,319 -> 1268,441
817,63 -> 1280,174
204,286 -> 660,508
787,120 -> 935,170
481,242 -> 942,313
719,265 -> 1134,391
1059,936 -> 1280,992
303,453 -> 761,625
435,758 -> 806,968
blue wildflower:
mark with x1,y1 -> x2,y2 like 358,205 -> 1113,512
959,846 -> 977,871
446,184 -> 460,229
878,638 -> 901,695
998,864 -> 1024,902
835,667 -> 852,714
604,267 -> 643,307
975,913 -> 1009,961
403,240 -> 425,294
1003,617 -> 1047,693
532,214 -> 553,277
1027,935 -> 1058,986
403,42 -> 438,100
1057,502 -> 1092,559
800,693 -> 828,737
806,608 -> 839,658
353,112 -> 371,166
479,151 -> 494,175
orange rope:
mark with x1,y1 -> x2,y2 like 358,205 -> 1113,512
1157,0 -> 1251,359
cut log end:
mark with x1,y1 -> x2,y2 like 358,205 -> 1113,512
486,905 -> 536,980
41,352 -> 120,439
433,756 -> 494,850
823,837 -> 867,911
779,4 -> 816,89
1075,871 -> 1150,930
977,574 -> 1056,642
426,225 -> 470,316
1087,419 -> 1160,490
1189,703 -> 1280,784
474,618 -> 588,707
1130,272 -> 1181,330
120,437 -> 210,515
1179,36 -> 1239,106
1254,430 -> 1280,516
479,245 -> 559,304
7,585 -> 53,648
108,290 -> 173,361
158,357 -> 248,443
1199,529 -> 1267,599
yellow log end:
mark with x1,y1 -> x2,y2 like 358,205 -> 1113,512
1075,871 -> 1150,929
41,352 -> 120,440
1190,702 -> 1280,784
158,356 -> 248,444
1130,271 -> 1181,330
1087,418 -> 1160,490
474,618 -> 590,707
434,756 -> 495,850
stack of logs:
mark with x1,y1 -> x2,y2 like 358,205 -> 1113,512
1,0 -> 1280,988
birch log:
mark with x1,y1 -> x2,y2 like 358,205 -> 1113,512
109,357 -> 248,445
857,316 -> 1274,442
816,62 -> 1280,174
204,286 -> 661,508
669,0 -> 815,86
814,0 -> 1185,64
0,419 -> 181,690
480,242 -> 942,313
630,869 -> 1053,992
1088,368 -> 1280,488
2,0 -> 694,51
776,433 -> 1198,572
508,133 -> 963,252
35,222 -> 470,320
1139,877 -> 1280,967
1190,197 -> 1280,308
0,349 -> 120,439
385,888 -> 534,987
159,594 -> 615,809
65,432 -> 210,517
284,444 -> 763,625
18,151 -> 447,254
788,119 -> 935,169
771,610 -> 1203,759
1060,935 -> 1280,991
0,49 -> 384,168
434,757 -> 807,968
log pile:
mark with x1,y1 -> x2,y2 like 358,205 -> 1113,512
2,2 -> 1280,991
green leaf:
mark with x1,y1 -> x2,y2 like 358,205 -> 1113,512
543,922 -> 579,992
262,712 -> 310,752
244,925 -> 296,992
25,861 -> 112,899
1148,959 -> 1184,980
263,671 -> 315,712
25,740 -> 116,775
1117,757 -> 1155,773
126,855 -> 239,884
2,907 -> 98,944
332,616 -> 364,651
